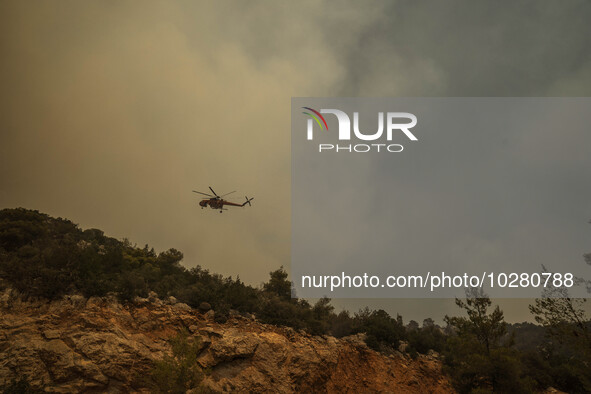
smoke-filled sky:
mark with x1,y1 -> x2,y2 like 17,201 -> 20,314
1,1 -> 590,322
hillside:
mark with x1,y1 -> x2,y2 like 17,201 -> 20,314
0,288 -> 452,393
1,208 -> 589,393
0,208 -> 444,359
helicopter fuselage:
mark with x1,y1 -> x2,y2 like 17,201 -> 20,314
199,198 -> 243,210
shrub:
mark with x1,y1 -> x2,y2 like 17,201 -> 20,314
149,329 -> 205,393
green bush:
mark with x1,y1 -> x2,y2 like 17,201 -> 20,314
150,329 -> 205,393
0,376 -> 42,394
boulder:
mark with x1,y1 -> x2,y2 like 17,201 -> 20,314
42,330 -> 61,340
188,325 -> 199,333
342,333 -> 368,348
208,332 -> 260,363
427,349 -> 440,359
173,302 -> 192,312
133,296 -> 149,304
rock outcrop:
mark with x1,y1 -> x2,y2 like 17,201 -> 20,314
0,289 -> 453,393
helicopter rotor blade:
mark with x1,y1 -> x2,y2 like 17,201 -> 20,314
220,190 -> 236,197
192,190 -> 214,197
209,186 -> 220,197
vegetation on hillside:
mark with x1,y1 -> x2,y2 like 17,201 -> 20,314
1,208 -> 589,393
149,329 -> 206,393
443,289 -> 535,392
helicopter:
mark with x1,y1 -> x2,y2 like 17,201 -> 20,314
192,186 -> 253,213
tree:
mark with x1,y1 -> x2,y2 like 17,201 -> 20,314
407,322 -> 445,355
529,238 -> 591,392
446,288 -> 506,355
149,329 -> 205,393
422,318 -> 435,329
529,229 -> 591,352
406,320 -> 419,332
355,308 -> 406,351
444,288 -> 532,393
263,266 -> 292,301
529,290 -> 590,350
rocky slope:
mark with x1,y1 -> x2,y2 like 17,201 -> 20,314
0,288 -> 453,393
